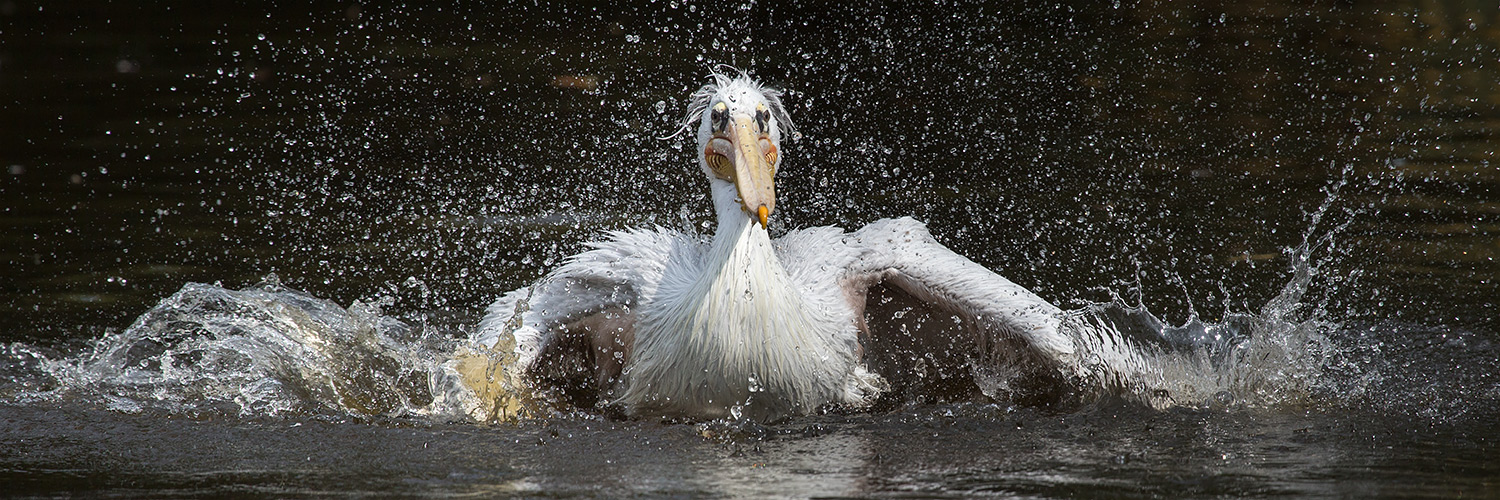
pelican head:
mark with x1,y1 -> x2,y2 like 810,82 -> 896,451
684,71 -> 795,228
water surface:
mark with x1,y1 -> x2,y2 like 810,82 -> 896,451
2,1 -> 1498,498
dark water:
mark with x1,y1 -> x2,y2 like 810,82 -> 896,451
3,1 -> 1499,498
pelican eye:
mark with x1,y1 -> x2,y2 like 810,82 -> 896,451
710,102 -> 729,133
754,104 -> 770,133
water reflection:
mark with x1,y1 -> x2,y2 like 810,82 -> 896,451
693,426 -> 871,497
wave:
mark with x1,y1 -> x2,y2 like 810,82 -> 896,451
3,276 -> 466,420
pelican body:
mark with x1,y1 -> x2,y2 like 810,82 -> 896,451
471,71 -> 1145,422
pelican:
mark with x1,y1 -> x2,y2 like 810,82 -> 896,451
462,70 -> 1148,422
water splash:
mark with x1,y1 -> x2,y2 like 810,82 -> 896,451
5,277 -> 467,420
1032,177 -> 1350,410
2,216 -> 1344,422
5,174 -> 1483,424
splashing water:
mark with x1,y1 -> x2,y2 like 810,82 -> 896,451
2,171 -> 1452,423
1047,178 -> 1350,411
3,184 -> 1355,423
4,276 -> 474,420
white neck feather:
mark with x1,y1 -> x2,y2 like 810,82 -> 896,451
619,180 -> 854,420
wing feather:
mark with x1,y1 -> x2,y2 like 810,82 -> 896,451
472,227 -> 692,390
844,217 -> 1153,401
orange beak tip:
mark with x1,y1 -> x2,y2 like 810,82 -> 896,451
757,206 -> 769,228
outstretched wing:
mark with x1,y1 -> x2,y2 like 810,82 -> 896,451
470,227 -> 691,405
842,217 -> 1152,404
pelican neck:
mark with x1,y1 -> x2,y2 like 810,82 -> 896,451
708,180 -> 767,250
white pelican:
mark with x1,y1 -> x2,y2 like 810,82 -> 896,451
464,70 -> 1148,422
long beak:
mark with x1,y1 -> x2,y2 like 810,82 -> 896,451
729,115 -> 775,228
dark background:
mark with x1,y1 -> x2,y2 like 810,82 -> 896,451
2,0 -> 1496,344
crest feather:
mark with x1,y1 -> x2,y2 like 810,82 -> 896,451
671,67 -> 798,141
